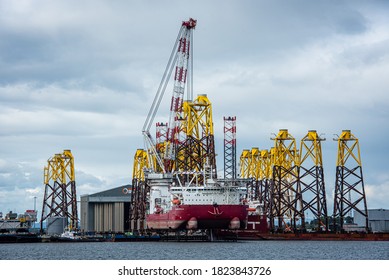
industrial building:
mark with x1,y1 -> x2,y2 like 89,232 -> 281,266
354,209 -> 389,233
80,185 -> 132,233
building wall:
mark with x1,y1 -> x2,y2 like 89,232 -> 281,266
89,202 -> 125,232
354,209 -> 389,232
114,202 -> 124,232
93,202 -> 124,232
80,186 -> 131,233
369,220 -> 389,233
80,195 -> 94,232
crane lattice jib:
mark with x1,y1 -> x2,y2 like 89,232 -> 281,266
142,18 -> 196,173
166,19 -> 197,153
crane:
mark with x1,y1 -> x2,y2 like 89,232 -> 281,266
142,18 -> 197,173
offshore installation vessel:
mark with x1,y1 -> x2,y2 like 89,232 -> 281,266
129,18 -> 248,236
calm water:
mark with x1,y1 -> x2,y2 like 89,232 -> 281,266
1,241 -> 388,260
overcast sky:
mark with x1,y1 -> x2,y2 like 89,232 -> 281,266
1,0 -> 389,217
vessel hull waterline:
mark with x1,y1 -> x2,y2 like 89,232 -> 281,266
147,204 -> 248,230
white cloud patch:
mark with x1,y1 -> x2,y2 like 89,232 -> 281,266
0,159 -> 113,215
0,82 -> 147,141
365,181 -> 389,209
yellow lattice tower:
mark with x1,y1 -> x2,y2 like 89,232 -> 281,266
246,147 -> 261,201
258,150 -> 268,181
176,94 -> 216,182
333,130 -> 368,232
40,150 -> 78,232
184,94 -> 214,138
250,148 -> 261,180
239,149 -> 251,178
132,149 -> 149,181
269,147 -> 276,180
130,149 -> 150,233
258,149 -> 272,214
299,130 -> 328,231
270,129 -> 302,232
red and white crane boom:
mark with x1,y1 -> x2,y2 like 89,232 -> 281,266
142,18 -> 197,173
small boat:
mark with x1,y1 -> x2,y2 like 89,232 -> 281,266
58,229 -> 81,241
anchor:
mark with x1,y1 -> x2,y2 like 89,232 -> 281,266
208,203 -> 223,216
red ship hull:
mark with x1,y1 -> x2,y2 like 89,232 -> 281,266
147,204 -> 248,230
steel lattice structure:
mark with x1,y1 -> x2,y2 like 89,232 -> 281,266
259,149 -> 272,216
142,18 -> 197,174
239,149 -> 251,179
130,19 -> 224,233
40,150 -> 78,232
175,94 -> 216,183
269,129 -> 302,232
129,149 -> 149,234
224,116 -> 237,180
333,130 -> 368,232
239,147 -> 273,216
249,148 -> 261,201
155,122 -> 168,173
298,130 -> 328,231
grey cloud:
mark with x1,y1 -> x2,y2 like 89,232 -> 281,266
0,83 -> 148,114
0,161 -> 40,187
0,159 -> 112,214
0,1 -> 370,87
337,39 -> 389,69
